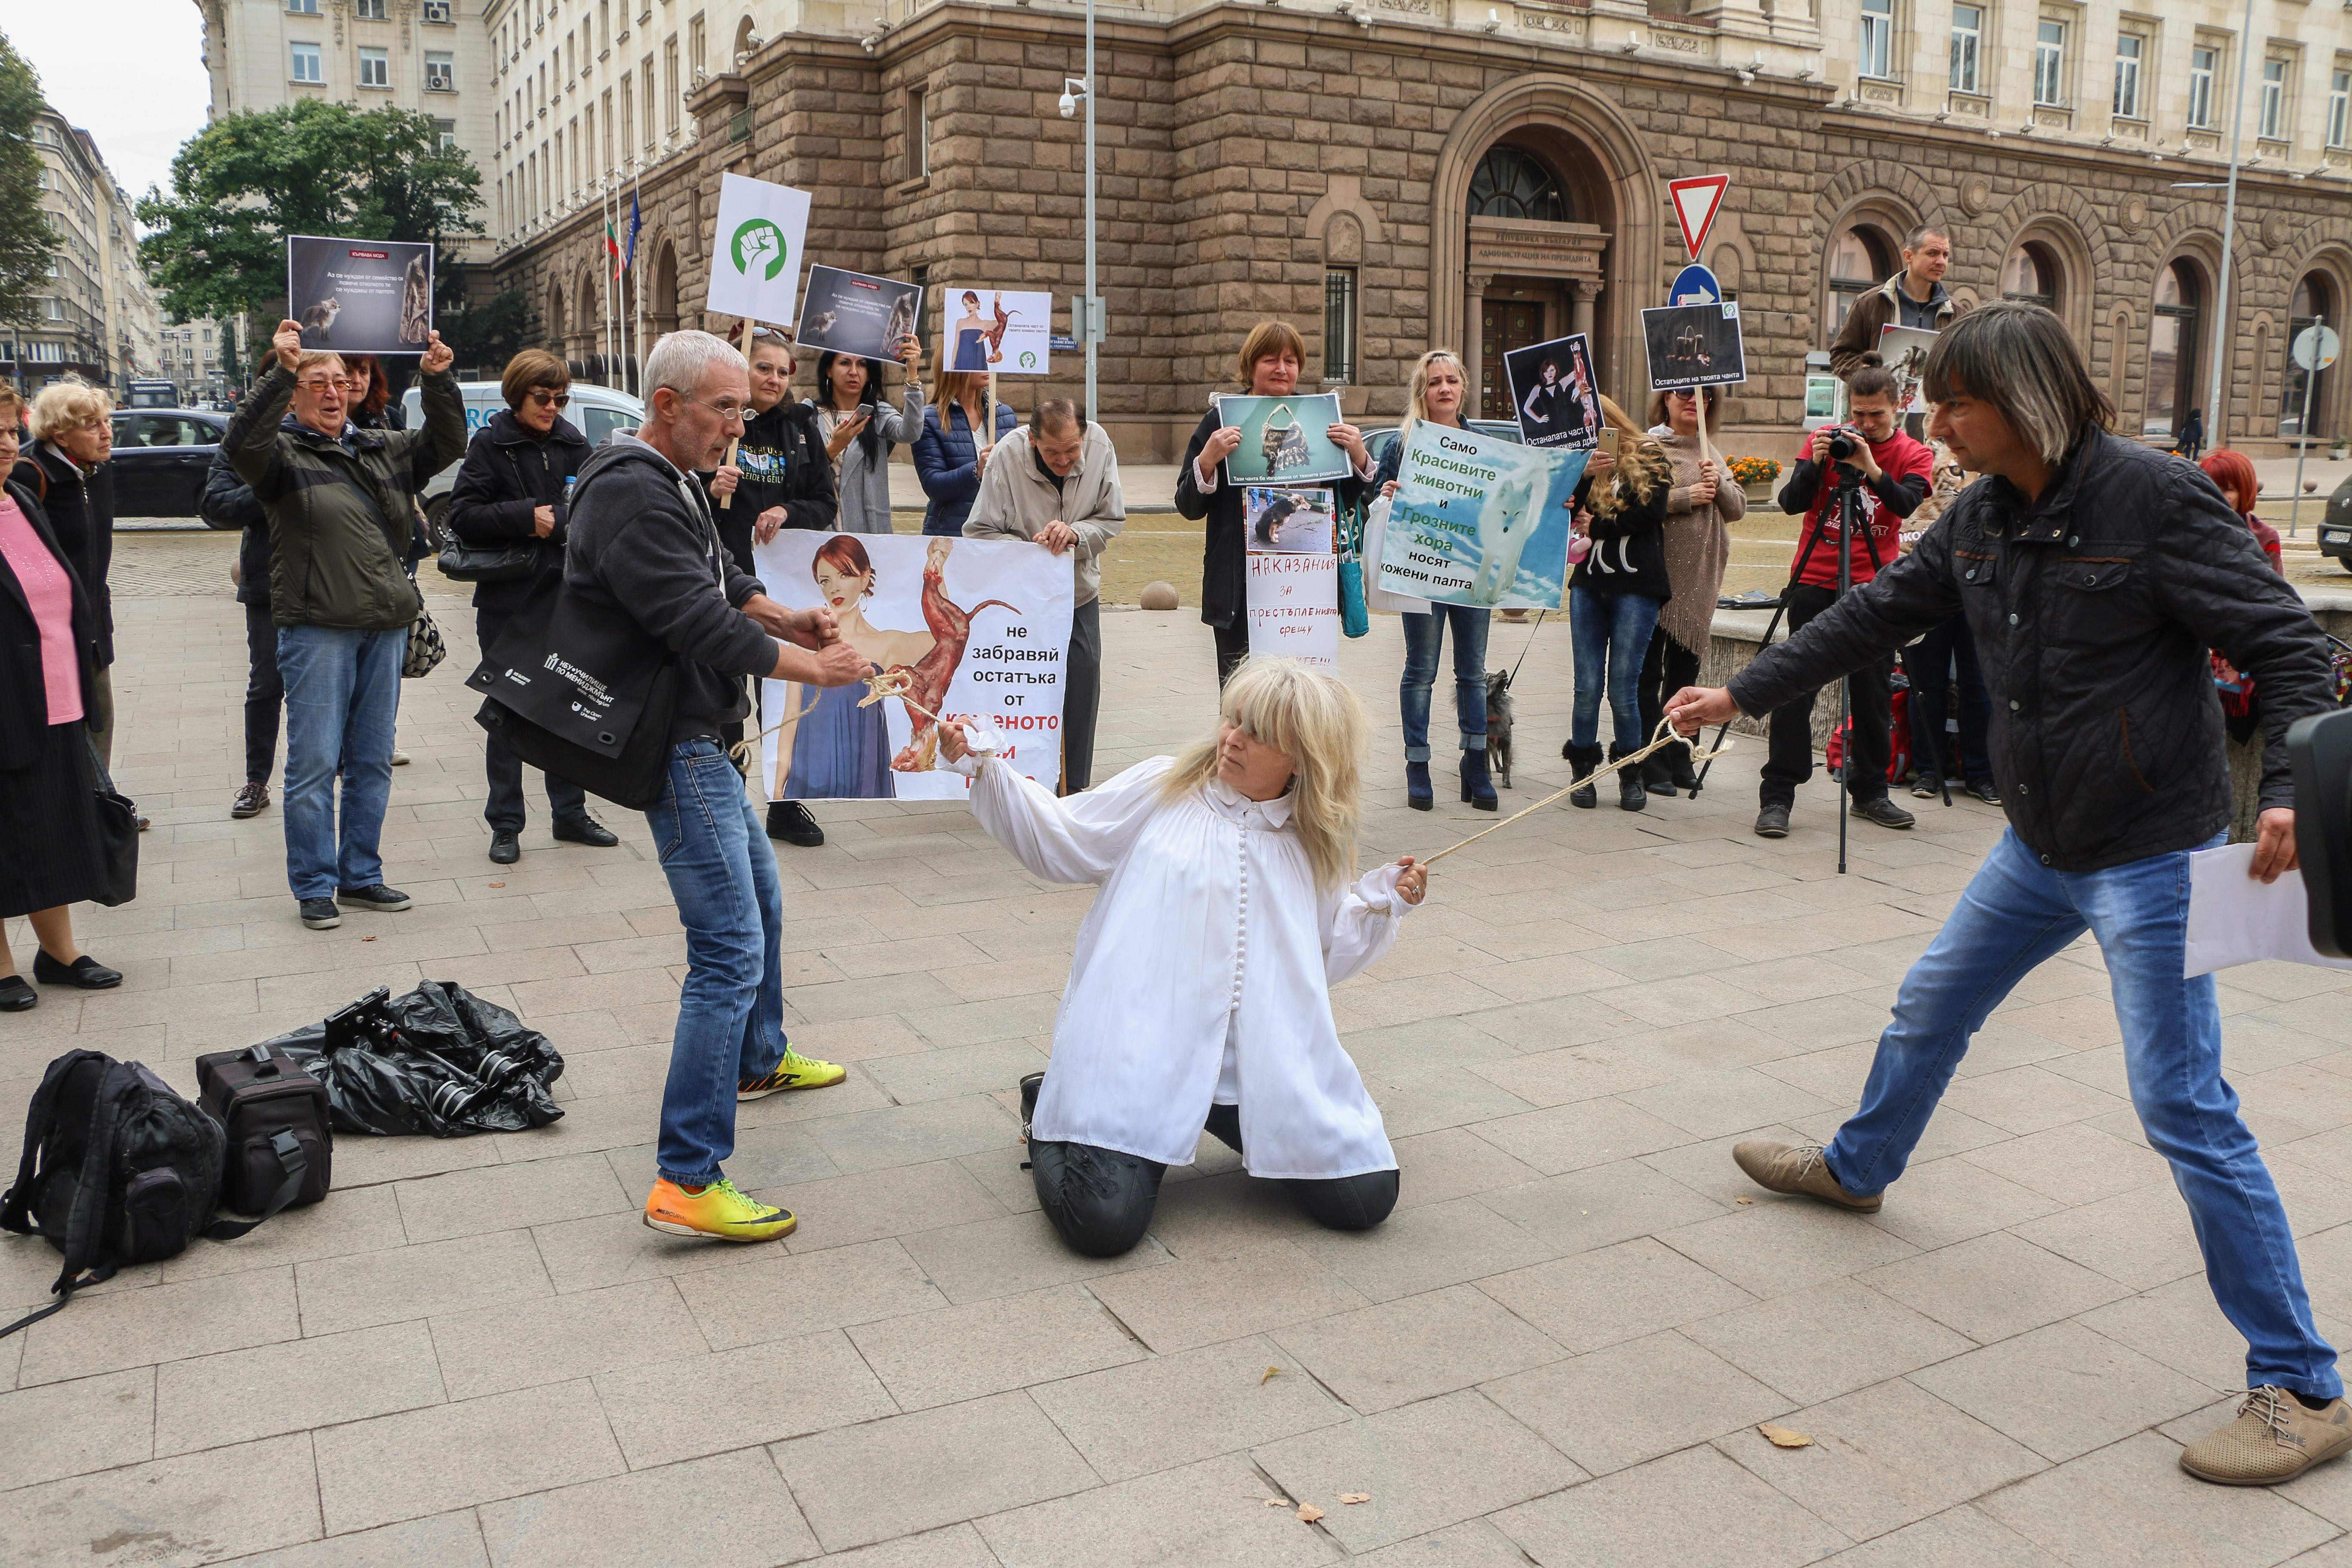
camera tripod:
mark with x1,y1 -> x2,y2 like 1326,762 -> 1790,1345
1688,447 -> 1884,874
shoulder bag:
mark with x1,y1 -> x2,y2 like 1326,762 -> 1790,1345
437,450 -> 548,584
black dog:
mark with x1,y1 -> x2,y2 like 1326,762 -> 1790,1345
1486,668 -> 1515,789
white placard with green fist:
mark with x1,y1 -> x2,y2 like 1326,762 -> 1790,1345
706,172 -> 812,325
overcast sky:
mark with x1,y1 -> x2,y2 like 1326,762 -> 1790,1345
7,4 -> 210,215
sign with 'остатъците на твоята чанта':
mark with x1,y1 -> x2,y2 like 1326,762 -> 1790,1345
1376,422 -> 1588,611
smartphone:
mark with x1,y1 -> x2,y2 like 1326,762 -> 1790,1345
1595,427 -> 1620,462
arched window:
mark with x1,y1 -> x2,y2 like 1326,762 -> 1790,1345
2001,241 -> 2059,310
1825,222 -> 1898,341
547,279 -> 567,345
2145,260 -> 2202,438
1468,147 -> 1568,223
2285,272 -> 2335,437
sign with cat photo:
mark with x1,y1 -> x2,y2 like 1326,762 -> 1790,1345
286,236 -> 434,355
796,265 -> 925,364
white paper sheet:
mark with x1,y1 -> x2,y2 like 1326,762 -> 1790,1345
2184,843 -> 2352,977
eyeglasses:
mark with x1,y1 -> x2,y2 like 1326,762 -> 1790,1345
525,389 -> 571,408
297,378 -> 355,393
1667,390 -> 1700,401
685,397 -> 748,423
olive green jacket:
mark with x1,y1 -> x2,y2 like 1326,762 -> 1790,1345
227,363 -> 466,630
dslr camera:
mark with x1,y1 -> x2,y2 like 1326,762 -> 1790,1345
1825,425 -> 1870,462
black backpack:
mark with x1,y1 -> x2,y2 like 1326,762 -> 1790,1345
0,1050 -> 304,1338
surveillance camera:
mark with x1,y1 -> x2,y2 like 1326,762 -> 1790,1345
1059,91 -> 1077,118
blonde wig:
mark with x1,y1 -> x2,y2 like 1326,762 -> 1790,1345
1158,658 -> 1367,891
1396,349 -> 1466,446
28,377 -> 113,443
1587,393 -> 1672,517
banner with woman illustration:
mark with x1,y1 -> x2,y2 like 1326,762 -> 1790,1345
1375,422 -> 1587,610
752,533 -> 1075,801
1502,334 -> 1602,450
946,287 -> 1053,374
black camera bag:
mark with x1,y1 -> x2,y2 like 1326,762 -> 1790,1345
0,1050 -> 302,1339
196,1043 -> 334,1213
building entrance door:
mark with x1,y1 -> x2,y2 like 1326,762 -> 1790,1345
1480,297 -> 1545,420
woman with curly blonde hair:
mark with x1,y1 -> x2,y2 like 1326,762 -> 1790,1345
1563,394 -> 1673,811
939,658 -> 1427,1257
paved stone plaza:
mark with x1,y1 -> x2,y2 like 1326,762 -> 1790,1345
8,570 -> 2352,1568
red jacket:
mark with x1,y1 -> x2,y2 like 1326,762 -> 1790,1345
1776,429 -> 1934,589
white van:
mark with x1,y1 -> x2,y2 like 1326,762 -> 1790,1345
401,380 -> 644,529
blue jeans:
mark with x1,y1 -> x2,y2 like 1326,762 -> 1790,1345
1824,828 -> 2339,1398
645,739 -> 789,1187
276,624 -> 404,901
1400,605 -> 1490,761
1568,586 -> 1663,754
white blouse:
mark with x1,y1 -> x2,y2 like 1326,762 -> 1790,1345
966,753 -> 1412,1180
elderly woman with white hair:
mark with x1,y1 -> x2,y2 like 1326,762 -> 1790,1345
11,379 -> 119,773
940,658 -> 1427,1258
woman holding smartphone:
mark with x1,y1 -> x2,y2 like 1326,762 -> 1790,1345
810,337 -> 924,535
1374,349 -> 1493,811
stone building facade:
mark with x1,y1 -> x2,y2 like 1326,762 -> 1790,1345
2,108 -> 162,396
488,0 -> 2352,460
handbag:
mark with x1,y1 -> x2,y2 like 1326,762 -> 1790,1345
1261,404 -> 1311,475
87,738 -> 138,908
437,450 -> 553,583
403,606 -> 446,679
1336,499 -> 1370,639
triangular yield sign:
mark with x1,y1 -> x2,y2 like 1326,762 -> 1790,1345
1669,175 -> 1731,260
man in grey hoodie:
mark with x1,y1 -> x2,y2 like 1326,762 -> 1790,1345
566,329 -> 868,1242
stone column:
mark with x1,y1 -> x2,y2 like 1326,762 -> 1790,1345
1463,273 -> 1493,418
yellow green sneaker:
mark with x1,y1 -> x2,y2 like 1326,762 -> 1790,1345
642,1177 -> 796,1242
738,1047 -> 847,1099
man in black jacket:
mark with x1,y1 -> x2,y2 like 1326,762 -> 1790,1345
568,329 -> 866,1244
1669,304 -> 2346,1485
200,445 -> 279,821
444,349 -> 612,864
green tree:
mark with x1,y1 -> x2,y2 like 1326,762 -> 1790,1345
437,287 -> 528,376
0,32 -> 59,330
138,98 -> 481,324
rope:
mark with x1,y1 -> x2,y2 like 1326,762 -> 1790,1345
1418,717 -> 1734,867
726,664 -> 942,770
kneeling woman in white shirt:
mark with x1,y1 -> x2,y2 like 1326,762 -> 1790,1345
940,658 -> 1427,1257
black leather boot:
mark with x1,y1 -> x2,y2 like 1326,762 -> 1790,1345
1610,745 -> 1648,812
1565,744 -> 1605,809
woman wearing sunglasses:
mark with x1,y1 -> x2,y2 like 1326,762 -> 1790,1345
443,349 -> 618,864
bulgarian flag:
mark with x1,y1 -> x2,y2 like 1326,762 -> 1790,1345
605,219 -> 622,279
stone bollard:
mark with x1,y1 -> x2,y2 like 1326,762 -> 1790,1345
1139,581 -> 1179,610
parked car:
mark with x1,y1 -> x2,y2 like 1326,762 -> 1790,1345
400,380 -> 643,534
108,407 -> 229,520
2324,472 -> 2352,575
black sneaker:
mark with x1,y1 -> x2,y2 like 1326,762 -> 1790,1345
1963,777 -> 2002,806
1018,1071 -> 1044,1142
1754,804 -> 1791,839
1852,797 -> 1917,830
231,782 -> 270,819
335,884 -> 413,912
298,898 -> 342,930
488,830 -> 521,865
552,815 -> 619,847
768,801 -> 824,848
1910,771 -> 1942,800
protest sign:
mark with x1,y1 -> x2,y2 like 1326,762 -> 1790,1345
1502,334 -> 1602,450
1376,422 -> 1587,611
1213,392 -> 1352,485
286,236 -> 433,354
1876,325 -> 1937,415
1245,486 -> 1336,554
1247,553 -> 1341,671
797,265 -> 924,362
946,287 -> 1052,374
706,174 -> 813,326
1642,301 -> 1747,389
753,533 -> 1072,802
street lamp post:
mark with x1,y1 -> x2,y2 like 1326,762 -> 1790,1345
2199,0 -> 2255,444
1084,0 -> 1096,426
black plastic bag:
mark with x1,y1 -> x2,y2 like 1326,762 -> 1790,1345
255,981 -> 565,1138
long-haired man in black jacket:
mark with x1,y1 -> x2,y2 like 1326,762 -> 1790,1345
1669,303 -> 2346,1485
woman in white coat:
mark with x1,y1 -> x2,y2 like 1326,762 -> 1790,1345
940,658 -> 1427,1257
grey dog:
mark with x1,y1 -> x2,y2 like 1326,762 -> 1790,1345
1485,668 -> 1515,789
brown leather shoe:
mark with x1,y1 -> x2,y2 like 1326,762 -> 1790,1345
1731,1140 -> 1882,1212
2180,1387 -> 2352,1485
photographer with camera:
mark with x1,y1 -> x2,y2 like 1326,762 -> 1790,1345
1755,357 -> 1932,839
